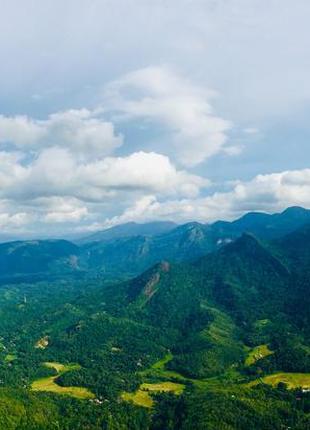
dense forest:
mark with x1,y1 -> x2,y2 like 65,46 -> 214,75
0,207 -> 309,429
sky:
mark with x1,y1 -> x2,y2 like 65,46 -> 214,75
1,0 -> 310,238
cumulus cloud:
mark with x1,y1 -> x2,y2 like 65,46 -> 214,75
0,109 -> 123,160
0,212 -> 30,229
0,146 -> 208,235
35,197 -> 89,224
0,65 -> 308,236
2,166 -> 310,235
0,76 -> 215,235
103,168 -> 310,226
0,149 -> 206,201
103,66 -> 232,166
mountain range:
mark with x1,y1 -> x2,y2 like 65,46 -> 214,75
2,206 -> 310,282
0,206 -> 309,429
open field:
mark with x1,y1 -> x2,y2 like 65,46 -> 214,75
122,390 -> 154,408
245,344 -> 273,366
44,362 -> 81,373
5,354 -> 17,362
141,381 -> 185,394
122,381 -> 185,408
31,361 -> 94,399
248,373 -> 310,389
140,352 -> 187,381
151,352 -> 173,370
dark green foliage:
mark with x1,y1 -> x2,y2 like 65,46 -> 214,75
151,387 -> 310,430
0,208 -> 309,428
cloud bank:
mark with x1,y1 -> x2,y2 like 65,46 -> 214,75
1,64 -> 310,238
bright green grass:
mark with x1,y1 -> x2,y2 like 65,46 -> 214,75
140,352 -> 187,381
245,344 -> 273,366
44,361 -> 81,373
122,390 -> 154,408
151,352 -> 173,370
5,354 -> 17,362
122,381 -> 185,408
248,373 -> 310,389
31,361 -> 94,399
141,381 -> 185,394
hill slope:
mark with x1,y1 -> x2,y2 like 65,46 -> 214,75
0,221 -> 309,428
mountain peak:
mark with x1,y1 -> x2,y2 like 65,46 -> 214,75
225,232 -> 262,252
78,221 -> 177,244
280,206 -> 308,217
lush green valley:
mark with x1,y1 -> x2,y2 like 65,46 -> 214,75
0,208 -> 309,429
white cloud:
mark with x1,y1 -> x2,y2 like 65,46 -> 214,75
33,197 -> 89,223
103,168 -> 310,226
103,66 -> 232,166
0,211 -> 31,229
79,151 -> 207,197
2,166 -> 310,235
0,2 -> 309,237
0,109 -> 123,160
0,148 -> 206,202
0,151 -> 27,188
0,115 -> 44,146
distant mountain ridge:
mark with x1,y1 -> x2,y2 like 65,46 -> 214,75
77,221 -> 178,244
0,207 -> 309,428
1,206 -> 310,282
213,206 -> 310,239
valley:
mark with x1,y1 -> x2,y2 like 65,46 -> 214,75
0,208 -> 309,429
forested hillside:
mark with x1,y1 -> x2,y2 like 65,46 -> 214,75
0,208 -> 309,429
2,206 -> 310,282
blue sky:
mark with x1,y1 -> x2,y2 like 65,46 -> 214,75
1,0 -> 310,238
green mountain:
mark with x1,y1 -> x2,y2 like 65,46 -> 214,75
213,206 -> 310,239
2,206 -> 310,283
0,240 -> 80,283
81,205 -> 310,278
0,209 -> 308,429
78,221 -> 177,244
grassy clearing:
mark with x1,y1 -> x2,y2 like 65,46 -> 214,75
248,373 -> 310,389
140,352 -> 187,381
5,354 -> 17,362
31,361 -> 94,400
151,353 -> 173,370
141,381 -> 185,395
122,390 -> 154,408
44,362 -> 81,373
31,377 -> 94,399
122,381 -> 185,408
245,344 -> 273,366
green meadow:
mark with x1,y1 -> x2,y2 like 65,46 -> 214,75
31,362 -> 95,399
245,344 -> 274,366
248,372 -> 310,389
